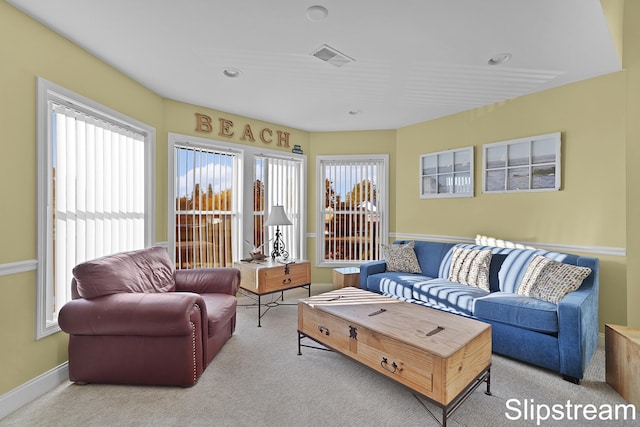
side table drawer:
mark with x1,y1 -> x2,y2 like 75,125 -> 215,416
259,262 -> 310,293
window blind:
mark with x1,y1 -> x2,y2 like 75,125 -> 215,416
51,102 -> 145,314
264,157 -> 303,260
174,145 -> 236,268
319,157 -> 384,264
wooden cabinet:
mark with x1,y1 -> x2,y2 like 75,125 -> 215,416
606,324 -> 640,407
234,259 -> 311,327
235,259 -> 311,294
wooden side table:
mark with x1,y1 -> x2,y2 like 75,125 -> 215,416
605,324 -> 640,407
332,267 -> 360,289
234,259 -> 311,326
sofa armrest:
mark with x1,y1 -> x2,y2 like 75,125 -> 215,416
557,258 -> 599,380
359,260 -> 387,290
58,292 -> 203,337
175,268 -> 240,295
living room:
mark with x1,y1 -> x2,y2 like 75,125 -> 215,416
1,0 -> 639,424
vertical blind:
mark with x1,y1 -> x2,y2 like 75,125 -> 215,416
51,102 -> 145,316
264,156 -> 303,260
174,145 -> 236,268
320,158 -> 384,263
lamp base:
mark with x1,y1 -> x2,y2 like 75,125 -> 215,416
270,226 -> 289,259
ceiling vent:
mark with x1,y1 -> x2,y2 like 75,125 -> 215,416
311,44 -> 355,67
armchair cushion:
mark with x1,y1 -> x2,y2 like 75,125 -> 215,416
73,247 -> 175,299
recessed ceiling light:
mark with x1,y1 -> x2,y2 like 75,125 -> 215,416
223,68 -> 241,78
306,5 -> 328,21
488,53 -> 512,65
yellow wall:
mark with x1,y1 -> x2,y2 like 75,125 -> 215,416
0,2 -> 161,395
396,72 -> 628,331
2,0 -> 640,402
624,0 -> 640,327
0,2 -> 308,395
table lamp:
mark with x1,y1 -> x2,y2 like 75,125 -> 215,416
264,205 -> 292,259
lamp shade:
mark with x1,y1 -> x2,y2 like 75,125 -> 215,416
264,205 -> 292,227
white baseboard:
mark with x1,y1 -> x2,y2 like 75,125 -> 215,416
0,362 -> 68,420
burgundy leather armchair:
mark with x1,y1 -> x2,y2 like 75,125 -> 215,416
58,247 -> 240,387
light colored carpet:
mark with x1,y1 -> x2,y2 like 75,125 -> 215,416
2,285 -> 637,426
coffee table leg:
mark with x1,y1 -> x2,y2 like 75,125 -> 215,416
257,295 -> 262,327
485,367 -> 492,395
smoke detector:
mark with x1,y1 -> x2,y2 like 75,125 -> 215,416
311,44 -> 355,68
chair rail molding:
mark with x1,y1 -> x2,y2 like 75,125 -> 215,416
391,233 -> 626,257
0,259 -> 38,276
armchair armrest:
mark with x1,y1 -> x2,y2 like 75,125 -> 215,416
175,267 -> 240,295
58,292 -> 203,337
359,260 -> 387,290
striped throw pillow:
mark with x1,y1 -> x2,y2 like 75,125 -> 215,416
448,247 -> 492,291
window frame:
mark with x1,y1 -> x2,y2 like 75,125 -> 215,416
36,77 -> 155,339
482,132 -> 561,194
420,146 -> 474,198
168,133 -> 306,266
316,154 -> 389,268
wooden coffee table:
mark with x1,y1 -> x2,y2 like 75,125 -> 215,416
297,287 -> 492,426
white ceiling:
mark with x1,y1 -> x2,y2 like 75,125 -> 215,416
8,0 -> 621,132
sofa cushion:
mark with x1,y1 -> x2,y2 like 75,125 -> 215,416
517,255 -> 592,303
365,271 -> 433,299
73,247 -> 176,299
448,247 -> 492,291
382,241 -> 422,273
474,292 -> 559,333
412,278 -> 490,316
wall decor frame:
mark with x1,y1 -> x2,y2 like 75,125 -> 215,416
482,132 -> 561,194
420,146 -> 474,198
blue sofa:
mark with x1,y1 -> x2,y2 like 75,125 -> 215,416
360,240 -> 599,383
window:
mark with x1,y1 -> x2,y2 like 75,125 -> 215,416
482,132 -> 561,193
36,78 -> 154,338
168,134 -> 306,267
317,155 -> 388,267
172,144 -> 239,268
420,147 -> 474,198
253,156 -> 305,260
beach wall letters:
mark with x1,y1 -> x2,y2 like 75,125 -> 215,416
195,112 -> 290,148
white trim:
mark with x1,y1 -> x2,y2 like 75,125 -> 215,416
0,363 -> 68,420
0,260 -> 38,276
390,233 -> 626,257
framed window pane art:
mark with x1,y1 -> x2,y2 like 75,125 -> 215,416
482,132 -> 561,193
420,146 -> 474,198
